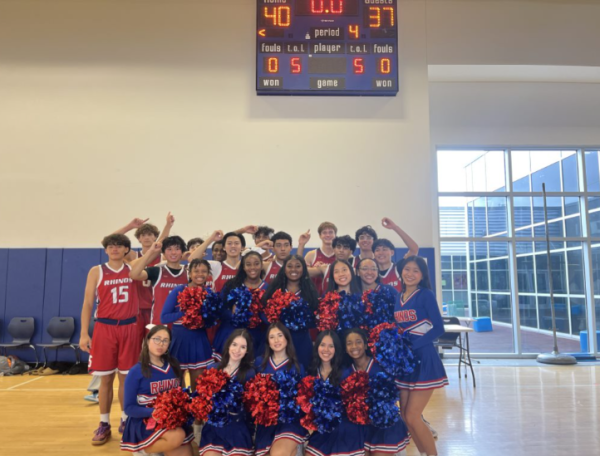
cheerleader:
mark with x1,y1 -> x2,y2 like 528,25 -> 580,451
198,329 -> 256,456
121,325 -> 193,455
344,328 -> 410,456
325,259 -> 363,295
213,251 -> 268,361
255,321 -> 307,456
305,330 -> 365,456
262,255 -> 319,369
161,259 -> 215,391
394,256 -> 447,456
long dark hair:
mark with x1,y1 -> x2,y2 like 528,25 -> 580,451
342,327 -> 371,368
396,255 -> 432,290
216,329 -> 255,383
325,259 -> 362,294
139,325 -> 183,380
308,330 -> 343,386
262,254 -> 319,312
221,251 -> 264,298
260,321 -> 301,373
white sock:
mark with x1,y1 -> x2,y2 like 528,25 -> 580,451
100,413 -> 110,424
121,411 -> 128,421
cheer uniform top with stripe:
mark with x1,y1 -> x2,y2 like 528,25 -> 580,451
306,368 -> 365,456
151,265 -> 188,325
212,281 -> 268,361
160,284 -> 214,370
254,356 -> 307,456
121,362 -> 193,452
378,265 -> 402,293
346,359 -> 410,453
199,364 -> 255,456
394,287 -> 448,390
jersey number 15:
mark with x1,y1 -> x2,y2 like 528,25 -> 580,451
111,286 -> 129,304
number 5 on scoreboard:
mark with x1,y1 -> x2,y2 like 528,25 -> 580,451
353,58 -> 364,74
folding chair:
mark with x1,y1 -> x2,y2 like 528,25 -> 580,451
37,317 -> 80,366
0,317 -> 39,367
434,316 -> 476,387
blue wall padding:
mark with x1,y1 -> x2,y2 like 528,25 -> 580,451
0,247 -> 436,363
0,249 -> 9,342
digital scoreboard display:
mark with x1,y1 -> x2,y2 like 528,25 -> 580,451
256,0 -> 399,96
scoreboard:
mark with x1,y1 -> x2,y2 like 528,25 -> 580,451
256,0 -> 399,96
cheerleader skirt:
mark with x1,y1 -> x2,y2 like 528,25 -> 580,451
255,419 -> 308,456
199,416 -> 254,456
170,324 -> 213,370
291,329 -> 313,370
306,416 -> 366,456
120,417 -> 193,452
365,419 -> 410,453
395,344 -> 449,390
212,321 -> 235,361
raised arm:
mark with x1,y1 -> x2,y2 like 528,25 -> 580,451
79,266 -> 100,353
129,241 -> 162,281
296,229 -> 311,257
157,211 -> 175,243
107,217 -> 149,262
235,225 -> 259,236
381,217 -> 419,257
188,230 -> 224,262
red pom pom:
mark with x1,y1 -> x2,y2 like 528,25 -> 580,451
297,376 -> 317,431
249,288 -> 265,329
152,387 -> 190,430
265,289 -> 298,323
317,292 -> 340,331
187,369 -> 230,422
178,286 -> 208,329
340,371 -> 370,425
243,374 -> 280,426
368,322 -> 398,357
362,290 -> 374,315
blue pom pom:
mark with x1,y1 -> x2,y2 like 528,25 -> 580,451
207,378 -> 244,427
367,287 -> 395,328
375,327 -> 416,378
280,298 -> 313,331
273,370 -> 301,424
337,292 -> 365,331
201,287 -> 223,328
228,286 -> 253,328
311,378 -> 342,433
367,372 -> 399,429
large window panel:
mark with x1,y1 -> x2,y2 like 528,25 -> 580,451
438,149 -> 599,355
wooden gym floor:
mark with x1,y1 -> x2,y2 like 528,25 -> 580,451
0,365 -> 598,456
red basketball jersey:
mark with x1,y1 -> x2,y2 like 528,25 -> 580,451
379,265 -> 402,293
264,260 -> 283,284
136,250 -> 161,311
96,263 -> 138,320
309,248 -> 335,295
213,261 -> 239,292
151,265 -> 188,325
321,264 -> 331,295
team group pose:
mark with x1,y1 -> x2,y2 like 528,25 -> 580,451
80,215 -> 446,456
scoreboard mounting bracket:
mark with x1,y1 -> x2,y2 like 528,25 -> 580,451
256,0 -> 399,96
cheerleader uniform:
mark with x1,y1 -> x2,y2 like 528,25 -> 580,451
351,359 -> 410,453
394,287 -> 448,390
199,365 -> 255,456
254,356 -> 307,456
288,289 -> 314,369
120,362 -> 193,453
306,368 -> 366,456
160,285 -> 213,370
212,281 -> 268,362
